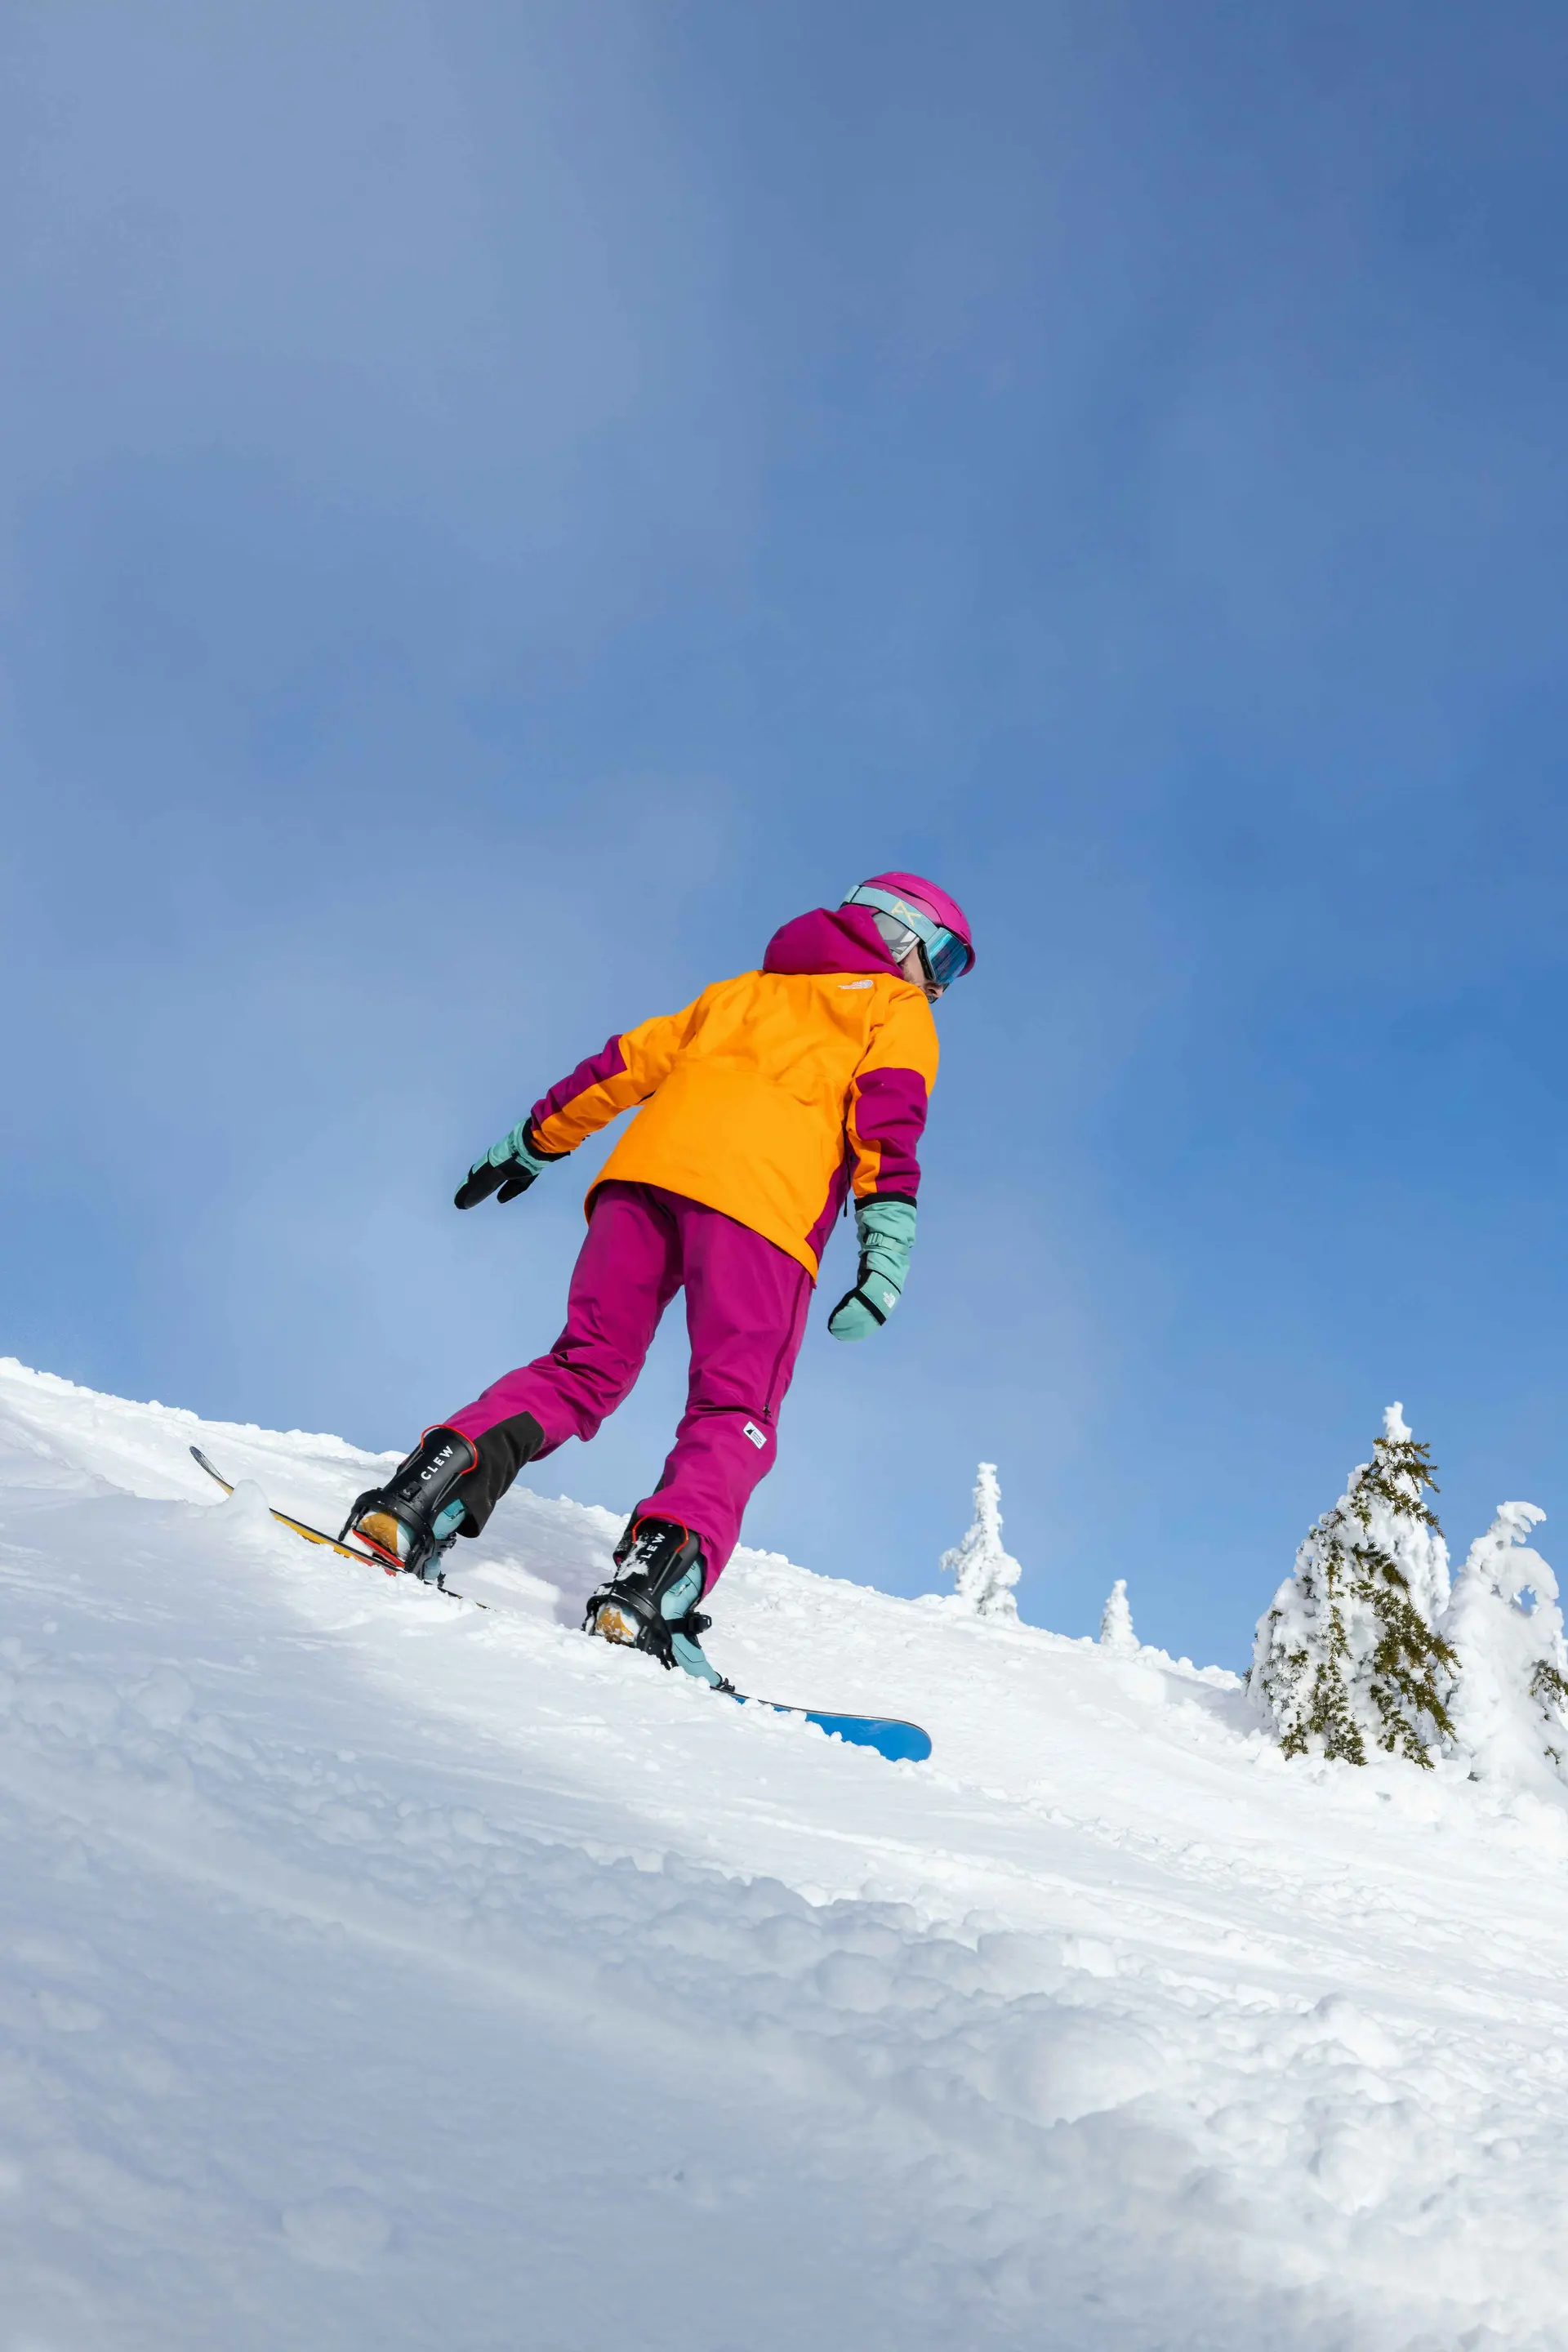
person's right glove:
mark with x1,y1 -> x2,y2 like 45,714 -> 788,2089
827,1198 -> 916,1341
453,1120 -> 559,1209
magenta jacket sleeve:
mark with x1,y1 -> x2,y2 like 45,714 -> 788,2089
845,988 -> 939,1202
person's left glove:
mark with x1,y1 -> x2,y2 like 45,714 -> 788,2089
453,1120 -> 559,1209
828,1198 -> 916,1341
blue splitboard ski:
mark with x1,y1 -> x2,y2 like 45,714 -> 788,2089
189,1447 -> 929,1760
728,1695 -> 931,1763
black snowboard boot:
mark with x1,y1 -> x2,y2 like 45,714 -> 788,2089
342,1411 -> 548,1584
341,1427 -> 479,1584
584,1517 -> 729,1687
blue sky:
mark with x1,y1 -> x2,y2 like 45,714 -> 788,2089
4,0 -> 1568,1666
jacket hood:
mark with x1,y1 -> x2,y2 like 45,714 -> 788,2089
762,905 -> 903,979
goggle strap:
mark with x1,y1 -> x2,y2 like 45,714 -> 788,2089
843,884 -> 969,982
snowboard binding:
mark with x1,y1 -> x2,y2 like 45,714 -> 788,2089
341,1426 -> 478,1585
585,1516 -> 731,1688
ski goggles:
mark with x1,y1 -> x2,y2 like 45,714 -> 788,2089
842,884 -> 974,988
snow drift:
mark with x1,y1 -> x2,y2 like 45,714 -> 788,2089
2,1356 -> 1567,2350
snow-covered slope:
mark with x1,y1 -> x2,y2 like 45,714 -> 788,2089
2,1359 -> 1567,2350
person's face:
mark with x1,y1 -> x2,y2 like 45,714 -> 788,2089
898,944 -> 945,1002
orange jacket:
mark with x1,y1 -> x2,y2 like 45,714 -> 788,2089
528,906 -> 939,1277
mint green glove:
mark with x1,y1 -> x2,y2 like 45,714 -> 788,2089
453,1120 -> 558,1210
828,1199 -> 916,1341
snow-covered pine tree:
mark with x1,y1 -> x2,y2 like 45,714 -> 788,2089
1099,1578 -> 1137,1653
1250,1404 -> 1457,1768
940,1463 -> 1022,1619
1442,1503 -> 1568,1790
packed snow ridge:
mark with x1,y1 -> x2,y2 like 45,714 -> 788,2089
2,1358 -> 1568,2350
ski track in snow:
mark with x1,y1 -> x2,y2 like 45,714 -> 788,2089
1,1359 -> 1566,2349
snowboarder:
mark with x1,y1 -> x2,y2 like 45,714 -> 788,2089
343,874 -> 974,1682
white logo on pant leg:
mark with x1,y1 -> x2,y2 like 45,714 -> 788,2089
742,1421 -> 767,1450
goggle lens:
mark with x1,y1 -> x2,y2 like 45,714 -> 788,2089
921,928 -> 971,989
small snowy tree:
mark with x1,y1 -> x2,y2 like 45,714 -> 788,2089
1099,1579 -> 1138,1653
1443,1503 -> 1568,1790
1250,1404 -> 1456,1768
941,1463 -> 1022,1619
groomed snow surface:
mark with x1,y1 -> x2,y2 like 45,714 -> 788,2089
2,1361 -> 1566,2350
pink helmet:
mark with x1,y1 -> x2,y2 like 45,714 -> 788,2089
842,871 -> 976,985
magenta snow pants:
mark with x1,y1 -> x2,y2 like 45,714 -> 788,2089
444,1181 -> 812,1585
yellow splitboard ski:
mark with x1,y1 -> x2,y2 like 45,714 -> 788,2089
189,1446 -> 487,1607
